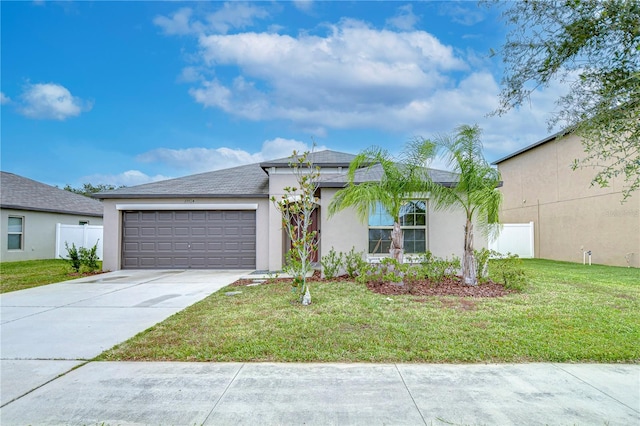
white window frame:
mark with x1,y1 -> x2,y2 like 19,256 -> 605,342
368,200 -> 427,255
7,216 -> 24,251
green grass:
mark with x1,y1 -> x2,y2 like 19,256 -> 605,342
0,259 -> 100,293
99,259 -> 640,363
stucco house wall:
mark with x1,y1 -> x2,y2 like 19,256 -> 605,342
319,187 -> 368,260
1,209 -> 103,262
495,132 -> 639,267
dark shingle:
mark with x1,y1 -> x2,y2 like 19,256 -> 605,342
319,164 -> 459,187
1,171 -> 104,216
95,150 -> 459,198
260,150 -> 357,168
95,163 -> 269,199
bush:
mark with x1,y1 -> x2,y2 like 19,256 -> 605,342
62,241 -> 100,273
356,257 -> 404,286
321,248 -> 343,279
62,242 -> 82,273
420,254 -> 461,284
79,240 -> 100,272
474,248 -> 491,283
344,247 -> 366,278
490,253 -> 527,291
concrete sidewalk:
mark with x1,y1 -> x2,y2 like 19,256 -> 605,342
1,362 -> 638,425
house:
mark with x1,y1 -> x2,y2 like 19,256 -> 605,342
493,132 -> 639,268
0,171 -> 104,262
95,150 -> 485,271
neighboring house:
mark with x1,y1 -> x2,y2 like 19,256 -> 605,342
493,132 -> 640,268
0,171 -> 104,262
95,150 -> 485,271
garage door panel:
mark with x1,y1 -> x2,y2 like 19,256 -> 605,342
123,210 -> 256,269
174,227 -> 189,236
191,227 -> 206,236
157,242 -> 172,251
174,242 -> 190,252
140,242 -> 155,251
157,227 -> 173,236
190,242 -> 206,250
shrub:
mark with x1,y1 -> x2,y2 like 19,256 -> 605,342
79,240 -> 100,272
62,242 -> 82,273
321,248 -> 343,279
490,253 -> 527,291
344,247 -> 366,278
421,254 -> 460,284
357,257 -> 404,286
474,248 -> 491,283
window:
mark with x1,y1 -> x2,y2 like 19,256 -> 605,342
8,216 -> 24,250
368,201 -> 427,255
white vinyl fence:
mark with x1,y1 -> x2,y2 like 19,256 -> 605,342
489,222 -> 534,258
55,224 -> 104,260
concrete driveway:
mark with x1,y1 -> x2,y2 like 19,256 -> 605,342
0,269 -> 250,406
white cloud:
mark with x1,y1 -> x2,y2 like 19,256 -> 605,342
0,92 -> 10,104
137,138 -> 327,174
154,3 -> 269,36
386,4 -> 420,31
18,83 -> 92,120
293,1 -> 313,13
80,170 -> 171,187
154,7 -> 200,35
186,19 -> 467,133
439,3 -> 486,26
158,5 -> 567,158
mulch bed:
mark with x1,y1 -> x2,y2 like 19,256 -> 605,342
232,271 -> 512,298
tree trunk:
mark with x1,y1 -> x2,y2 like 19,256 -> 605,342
462,218 -> 477,286
301,284 -> 311,305
389,221 -> 404,264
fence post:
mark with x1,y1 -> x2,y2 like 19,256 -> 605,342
529,221 -> 535,258
55,223 -> 62,259
83,223 -> 89,249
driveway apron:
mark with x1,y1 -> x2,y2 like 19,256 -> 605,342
0,269 -> 250,406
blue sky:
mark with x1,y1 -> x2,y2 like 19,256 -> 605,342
1,1 -> 565,188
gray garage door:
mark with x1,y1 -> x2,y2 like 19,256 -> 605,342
122,210 -> 256,269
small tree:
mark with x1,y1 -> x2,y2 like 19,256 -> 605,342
425,124 -> 503,286
270,150 -> 320,305
328,142 -> 434,264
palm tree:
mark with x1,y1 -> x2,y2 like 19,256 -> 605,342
426,124 -> 502,286
328,141 -> 434,264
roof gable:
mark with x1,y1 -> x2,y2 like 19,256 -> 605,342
0,171 -> 104,216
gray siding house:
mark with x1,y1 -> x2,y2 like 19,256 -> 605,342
96,150 -> 485,272
1,171 -> 104,262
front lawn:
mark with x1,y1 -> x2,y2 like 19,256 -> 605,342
99,259 -> 640,363
0,259 -> 101,293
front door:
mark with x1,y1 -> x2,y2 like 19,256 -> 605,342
284,207 -> 319,264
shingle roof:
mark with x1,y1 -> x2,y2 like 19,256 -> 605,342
318,164 -> 459,187
95,163 -> 270,199
260,150 -> 357,168
95,150 -> 460,199
0,171 -> 104,216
